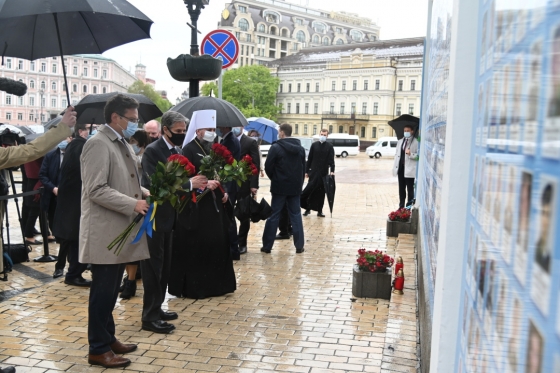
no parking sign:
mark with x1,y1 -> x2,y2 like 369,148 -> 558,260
200,30 -> 239,69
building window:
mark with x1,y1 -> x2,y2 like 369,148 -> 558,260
287,103 -> 291,114
323,37 -> 329,46
102,86 -> 107,94
51,82 -> 57,90
51,98 -> 57,107
29,80 -> 35,89
238,18 -> 249,32
29,96 -> 35,106
411,80 -> 416,91
83,67 -> 88,76
18,60 -> 23,70
375,79 -> 380,90
5,58 -> 12,69
330,103 -> 334,114
305,103 -> 309,114
29,113 -> 34,121
331,81 -> 336,91
342,81 -> 346,91
246,34 -> 251,42
41,62 -> 46,72
296,31 -> 306,43
93,86 -> 98,94
352,80 -> 357,90
6,112 -> 11,120
338,125 -> 343,133
303,124 -> 308,135
336,39 -> 344,45
306,83 -> 310,92
18,96 -> 23,106
313,125 -> 317,135
296,103 -> 300,114
41,97 -> 45,107
238,5 -> 247,13
398,80 -> 403,91
235,31 -> 241,40
295,124 -> 299,134
94,69 -> 98,78
315,82 -> 319,92
314,103 -> 318,114
73,84 -> 77,93
40,81 -> 46,90
373,102 -> 379,115
288,83 -> 292,92
396,103 -> 402,116
364,80 -> 369,90
336,27 -> 342,34
102,70 -> 107,79
83,85 -> 88,93
40,114 -> 45,122
264,11 -> 280,24
362,103 -> 367,115
360,126 -> 366,138
372,127 -> 377,138
258,24 -> 265,33
52,64 -> 57,73
62,98 -> 67,108
313,35 -> 320,44
30,61 -> 35,71
351,102 -> 356,114
313,21 -> 327,34
340,103 -> 345,114
350,30 -> 363,42
329,125 -> 333,133
279,84 -> 283,93
409,104 -> 414,115
73,66 -> 78,75
5,95 -> 11,105
297,83 -> 301,92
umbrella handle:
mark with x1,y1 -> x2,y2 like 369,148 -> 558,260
53,13 -> 71,106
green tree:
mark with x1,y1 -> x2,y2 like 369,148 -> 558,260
128,80 -> 172,121
201,65 -> 281,121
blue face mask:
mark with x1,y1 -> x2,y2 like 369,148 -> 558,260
232,127 -> 242,137
87,129 -> 97,140
403,132 -> 411,138
123,122 -> 138,139
131,144 -> 142,155
58,140 -> 68,150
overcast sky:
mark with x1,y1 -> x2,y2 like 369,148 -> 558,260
104,0 -> 429,102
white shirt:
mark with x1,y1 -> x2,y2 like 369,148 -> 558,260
162,136 -> 180,153
105,124 -> 123,140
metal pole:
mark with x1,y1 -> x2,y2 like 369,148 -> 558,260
218,57 -> 223,99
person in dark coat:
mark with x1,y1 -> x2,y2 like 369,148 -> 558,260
261,124 -> 306,254
22,157 -> 44,245
40,138 -> 70,277
52,124 -> 90,285
218,125 -> 241,260
235,127 -> 260,254
140,111 -> 207,334
302,129 -> 335,217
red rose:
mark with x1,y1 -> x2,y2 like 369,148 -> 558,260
242,154 -> 253,164
226,155 -> 234,165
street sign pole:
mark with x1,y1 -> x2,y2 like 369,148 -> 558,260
218,56 -> 223,99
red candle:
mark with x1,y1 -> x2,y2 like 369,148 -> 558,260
394,256 -> 404,275
393,269 -> 404,294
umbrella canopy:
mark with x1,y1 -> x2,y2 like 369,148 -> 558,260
171,96 -> 247,128
234,195 -> 272,223
13,125 -> 42,143
43,117 -> 62,131
75,93 -> 163,125
245,117 -> 278,144
0,0 -> 153,105
323,175 -> 336,217
388,114 -> 420,140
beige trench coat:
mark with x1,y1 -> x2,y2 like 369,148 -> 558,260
0,124 -> 71,272
79,125 -> 149,265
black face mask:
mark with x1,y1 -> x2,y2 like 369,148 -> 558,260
167,131 -> 186,146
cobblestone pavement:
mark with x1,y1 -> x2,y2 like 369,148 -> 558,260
0,154 -> 419,373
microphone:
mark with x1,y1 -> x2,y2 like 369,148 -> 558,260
0,77 -> 27,96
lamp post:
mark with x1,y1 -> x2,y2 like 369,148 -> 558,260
184,0 -> 209,98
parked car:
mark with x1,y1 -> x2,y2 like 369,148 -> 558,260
365,137 -> 398,158
312,134 -> 360,157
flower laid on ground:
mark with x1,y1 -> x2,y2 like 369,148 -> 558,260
108,154 -> 196,256
356,248 -> 394,273
388,208 -> 411,222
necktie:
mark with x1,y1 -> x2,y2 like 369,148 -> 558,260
403,139 -> 408,151
170,147 -> 178,155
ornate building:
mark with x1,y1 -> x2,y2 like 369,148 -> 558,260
0,54 -> 138,126
218,0 -> 380,67
269,37 -> 424,146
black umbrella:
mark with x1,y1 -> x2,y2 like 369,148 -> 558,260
75,93 -> 163,125
323,175 -> 336,217
14,125 -> 42,143
171,96 -> 248,128
388,114 -> 420,140
43,117 -> 62,131
0,0 -> 153,105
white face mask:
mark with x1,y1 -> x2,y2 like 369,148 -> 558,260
403,132 -> 411,138
250,136 -> 259,141
319,135 -> 327,143
203,130 -> 216,142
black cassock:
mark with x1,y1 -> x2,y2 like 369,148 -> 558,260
301,141 -> 335,212
168,138 -> 236,299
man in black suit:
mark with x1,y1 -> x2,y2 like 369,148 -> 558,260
234,127 -> 260,254
140,111 -> 207,334
218,125 -> 241,260
52,123 -> 90,286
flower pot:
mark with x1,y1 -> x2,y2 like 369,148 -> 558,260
386,218 -> 412,237
352,265 -> 392,300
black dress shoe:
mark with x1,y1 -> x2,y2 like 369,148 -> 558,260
0,366 -> 16,373
160,311 -> 178,321
25,239 -> 42,245
260,247 -> 271,254
32,228 -> 41,236
275,233 -> 290,240
317,212 -> 326,217
296,248 -> 305,254
239,246 -> 247,254
64,277 -> 92,287
53,268 -> 64,278
303,210 -> 310,216
142,320 -> 175,334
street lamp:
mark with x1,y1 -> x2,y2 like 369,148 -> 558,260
183,0 -> 210,56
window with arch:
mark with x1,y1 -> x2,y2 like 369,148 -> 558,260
281,29 -> 289,37
269,26 -> 277,35
40,81 -> 46,90
263,10 -> 280,24
51,81 -> 56,90
93,86 -> 98,94
360,126 -> 366,138
312,21 -> 327,34
238,18 -> 249,32
336,39 -> 344,45
312,35 -> 320,44
303,124 -> 308,135
102,86 -> 107,94
258,24 -> 265,33
338,125 -> 343,133
350,30 -> 364,42
296,31 -> 305,43
29,80 -> 35,89
83,85 -> 88,93
323,37 -> 329,46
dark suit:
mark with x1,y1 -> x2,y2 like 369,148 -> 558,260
52,137 -> 88,279
237,134 -> 260,246
140,137 -> 179,322
220,132 -> 241,257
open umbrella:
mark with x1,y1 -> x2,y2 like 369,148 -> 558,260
323,175 -> 336,217
0,0 -> 153,106
388,114 -> 420,140
75,92 -> 163,125
172,96 -> 247,128
245,117 -> 278,144
43,117 -> 62,131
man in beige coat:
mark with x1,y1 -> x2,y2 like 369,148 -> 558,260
0,108 -> 76,275
79,94 -> 150,369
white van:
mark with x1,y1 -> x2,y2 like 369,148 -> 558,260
365,137 -> 398,158
312,134 -> 360,157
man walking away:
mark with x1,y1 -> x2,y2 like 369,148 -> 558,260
392,124 -> 419,209
261,124 -> 306,254
302,128 -> 335,217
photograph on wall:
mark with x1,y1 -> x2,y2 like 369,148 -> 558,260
502,166 -> 516,263
509,56 -> 525,153
543,24 -> 560,159
491,162 -> 503,246
514,170 -> 532,284
524,320 -> 545,373
498,65 -> 510,150
507,296 -> 523,372
495,271 -> 508,350
530,176 -> 556,315
524,40 -> 543,156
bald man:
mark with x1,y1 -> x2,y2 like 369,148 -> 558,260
144,120 -> 161,140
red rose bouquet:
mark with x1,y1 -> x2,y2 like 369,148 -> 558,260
108,154 -> 195,255
356,248 -> 394,273
388,208 -> 411,222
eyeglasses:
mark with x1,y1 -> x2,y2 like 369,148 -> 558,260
119,114 -> 139,124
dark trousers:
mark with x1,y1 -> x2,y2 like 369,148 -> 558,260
47,198 -> 56,234
279,205 -> 292,235
238,218 -> 250,247
62,240 -> 87,280
398,165 -> 415,209
227,189 -> 239,255
88,263 -> 125,355
140,231 -> 172,322
55,239 -> 69,271
262,194 -> 304,251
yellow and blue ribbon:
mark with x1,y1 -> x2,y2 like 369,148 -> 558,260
132,202 -> 157,243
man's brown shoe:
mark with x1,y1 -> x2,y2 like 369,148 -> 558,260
110,339 -> 138,354
88,350 -> 131,368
